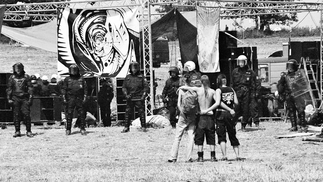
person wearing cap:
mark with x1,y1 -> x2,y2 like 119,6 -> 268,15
121,61 -> 149,133
98,77 -> 114,127
6,62 -> 34,137
277,59 -> 307,132
61,64 -> 88,135
162,66 -> 180,128
231,55 -> 257,131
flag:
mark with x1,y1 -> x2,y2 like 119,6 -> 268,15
197,6 -> 220,73
0,6 -> 5,35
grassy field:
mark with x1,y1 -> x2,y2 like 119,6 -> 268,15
1,36 -> 323,181
1,121 -> 323,181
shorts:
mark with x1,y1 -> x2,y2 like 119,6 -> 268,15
216,111 -> 240,146
195,115 -> 215,145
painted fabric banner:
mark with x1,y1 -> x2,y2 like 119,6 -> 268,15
57,7 -> 140,78
0,6 -> 5,34
197,7 -> 220,73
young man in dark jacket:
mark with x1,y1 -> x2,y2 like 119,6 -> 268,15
98,78 -> 114,127
61,64 -> 88,135
162,66 -> 180,128
7,62 -> 34,137
121,62 -> 148,133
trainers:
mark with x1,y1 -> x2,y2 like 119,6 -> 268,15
80,129 -> 87,135
121,127 -> 130,133
197,157 -> 204,162
185,158 -> 194,163
167,159 -> 177,163
66,130 -> 71,136
13,131 -> 21,138
26,132 -> 33,137
289,126 -> 298,132
210,157 -> 218,162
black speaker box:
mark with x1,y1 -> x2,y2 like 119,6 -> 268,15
289,41 -> 320,63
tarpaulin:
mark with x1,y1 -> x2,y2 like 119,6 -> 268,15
1,19 -> 57,52
197,6 -> 220,73
175,9 -> 198,68
151,9 -> 176,42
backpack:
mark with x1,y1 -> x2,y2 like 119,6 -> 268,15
181,90 -> 198,114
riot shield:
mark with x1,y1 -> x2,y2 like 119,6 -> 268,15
286,69 -> 313,112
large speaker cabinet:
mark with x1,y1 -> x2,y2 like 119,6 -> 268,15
0,73 -> 13,123
31,96 -> 62,123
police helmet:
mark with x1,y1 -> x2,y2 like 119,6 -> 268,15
69,64 -> 80,76
237,55 -> 247,66
169,66 -> 179,75
286,59 -> 298,72
184,61 -> 196,72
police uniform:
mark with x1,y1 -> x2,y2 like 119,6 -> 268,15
121,62 -> 148,133
61,64 -> 88,135
277,60 -> 307,132
7,63 -> 33,137
162,67 -> 180,128
232,57 -> 256,130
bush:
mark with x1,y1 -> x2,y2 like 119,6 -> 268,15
237,27 -> 320,39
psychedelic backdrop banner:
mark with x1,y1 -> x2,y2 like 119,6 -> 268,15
57,7 -> 140,78
197,6 -> 220,73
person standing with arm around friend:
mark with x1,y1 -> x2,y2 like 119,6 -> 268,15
7,63 -> 34,137
121,62 -> 148,133
168,74 -> 197,163
203,74 -> 240,161
61,64 -> 88,136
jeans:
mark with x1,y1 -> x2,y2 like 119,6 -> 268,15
169,113 -> 196,161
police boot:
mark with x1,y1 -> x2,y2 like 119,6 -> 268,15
140,112 -> 147,132
197,152 -> 204,162
80,129 -> 87,135
288,111 -> 297,131
121,127 -> 130,133
210,151 -> 217,162
298,113 -> 307,133
25,117 -> 32,137
66,116 -> 73,131
79,115 -> 87,135
241,123 -> 247,132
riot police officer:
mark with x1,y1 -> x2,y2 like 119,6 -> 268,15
7,62 -> 34,137
162,66 -> 180,128
61,64 -> 88,135
277,59 -> 307,132
232,55 -> 256,131
121,62 -> 149,133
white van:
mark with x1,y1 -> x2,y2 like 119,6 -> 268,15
258,43 -> 288,93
